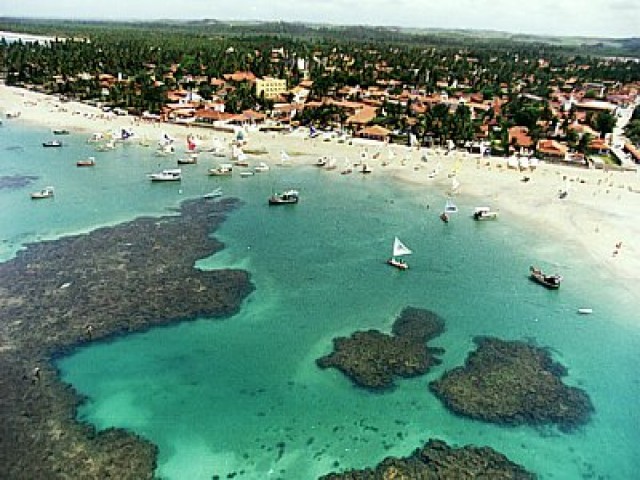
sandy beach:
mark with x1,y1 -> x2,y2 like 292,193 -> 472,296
2,84 -> 639,283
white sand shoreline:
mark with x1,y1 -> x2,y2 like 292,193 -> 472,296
2,84 -> 639,284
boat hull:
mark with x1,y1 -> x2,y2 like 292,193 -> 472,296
529,268 -> 562,289
150,176 -> 181,182
387,258 -> 408,270
268,196 -> 298,205
473,212 -> 498,220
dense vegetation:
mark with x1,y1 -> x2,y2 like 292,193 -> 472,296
0,19 -> 634,151
626,106 -> 640,144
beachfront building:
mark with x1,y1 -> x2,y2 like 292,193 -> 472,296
536,139 -> 568,160
255,77 -> 287,100
356,125 -> 391,142
508,126 -> 534,155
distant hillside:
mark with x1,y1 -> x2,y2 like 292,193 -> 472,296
1,17 -> 638,57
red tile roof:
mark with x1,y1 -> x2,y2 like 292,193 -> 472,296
508,126 -> 533,148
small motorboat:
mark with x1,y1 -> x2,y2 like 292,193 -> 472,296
239,171 -> 254,177
43,140 -> 63,147
148,169 -> 182,181
76,157 -> 96,167
577,308 -> 593,315
208,164 -> 233,176
473,206 -> 498,220
177,154 -> 198,165
53,129 -> 70,135
203,187 -> 223,199
254,162 -> 270,173
529,266 -> 562,289
268,189 -> 299,205
31,186 -> 55,199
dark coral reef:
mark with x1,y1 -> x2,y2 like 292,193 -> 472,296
429,337 -> 593,431
316,307 -> 445,390
0,174 -> 38,189
319,438 -> 536,479
0,198 -> 253,479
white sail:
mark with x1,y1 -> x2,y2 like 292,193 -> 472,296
451,176 -> 461,193
392,237 -> 412,257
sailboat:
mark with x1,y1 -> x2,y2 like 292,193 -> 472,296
186,135 -> 199,152
444,198 -> 458,214
279,150 -> 292,167
441,198 -> 458,223
450,176 -> 461,194
387,237 -> 412,270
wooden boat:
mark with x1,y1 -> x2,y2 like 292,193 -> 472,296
177,154 -> 198,165
76,157 -> 96,167
529,266 -> 562,289
473,206 -> 498,220
208,164 -> 233,176
31,186 -> 54,199
53,129 -> 70,135
387,237 -> 412,270
268,189 -> 299,205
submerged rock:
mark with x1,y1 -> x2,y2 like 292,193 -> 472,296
316,307 -> 445,390
429,336 -> 593,431
319,438 -> 536,479
0,174 -> 38,189
0,198 -> 253,479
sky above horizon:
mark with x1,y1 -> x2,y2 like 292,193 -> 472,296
2,0 -> 639,38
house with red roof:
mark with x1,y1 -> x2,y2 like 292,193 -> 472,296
537,139 -> 568,159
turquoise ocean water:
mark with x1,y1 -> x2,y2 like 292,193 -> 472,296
1,120 -> 639,479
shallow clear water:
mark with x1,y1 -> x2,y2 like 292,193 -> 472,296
2,119 -> 639,479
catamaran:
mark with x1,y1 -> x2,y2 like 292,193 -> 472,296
387,237 -> 412,270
